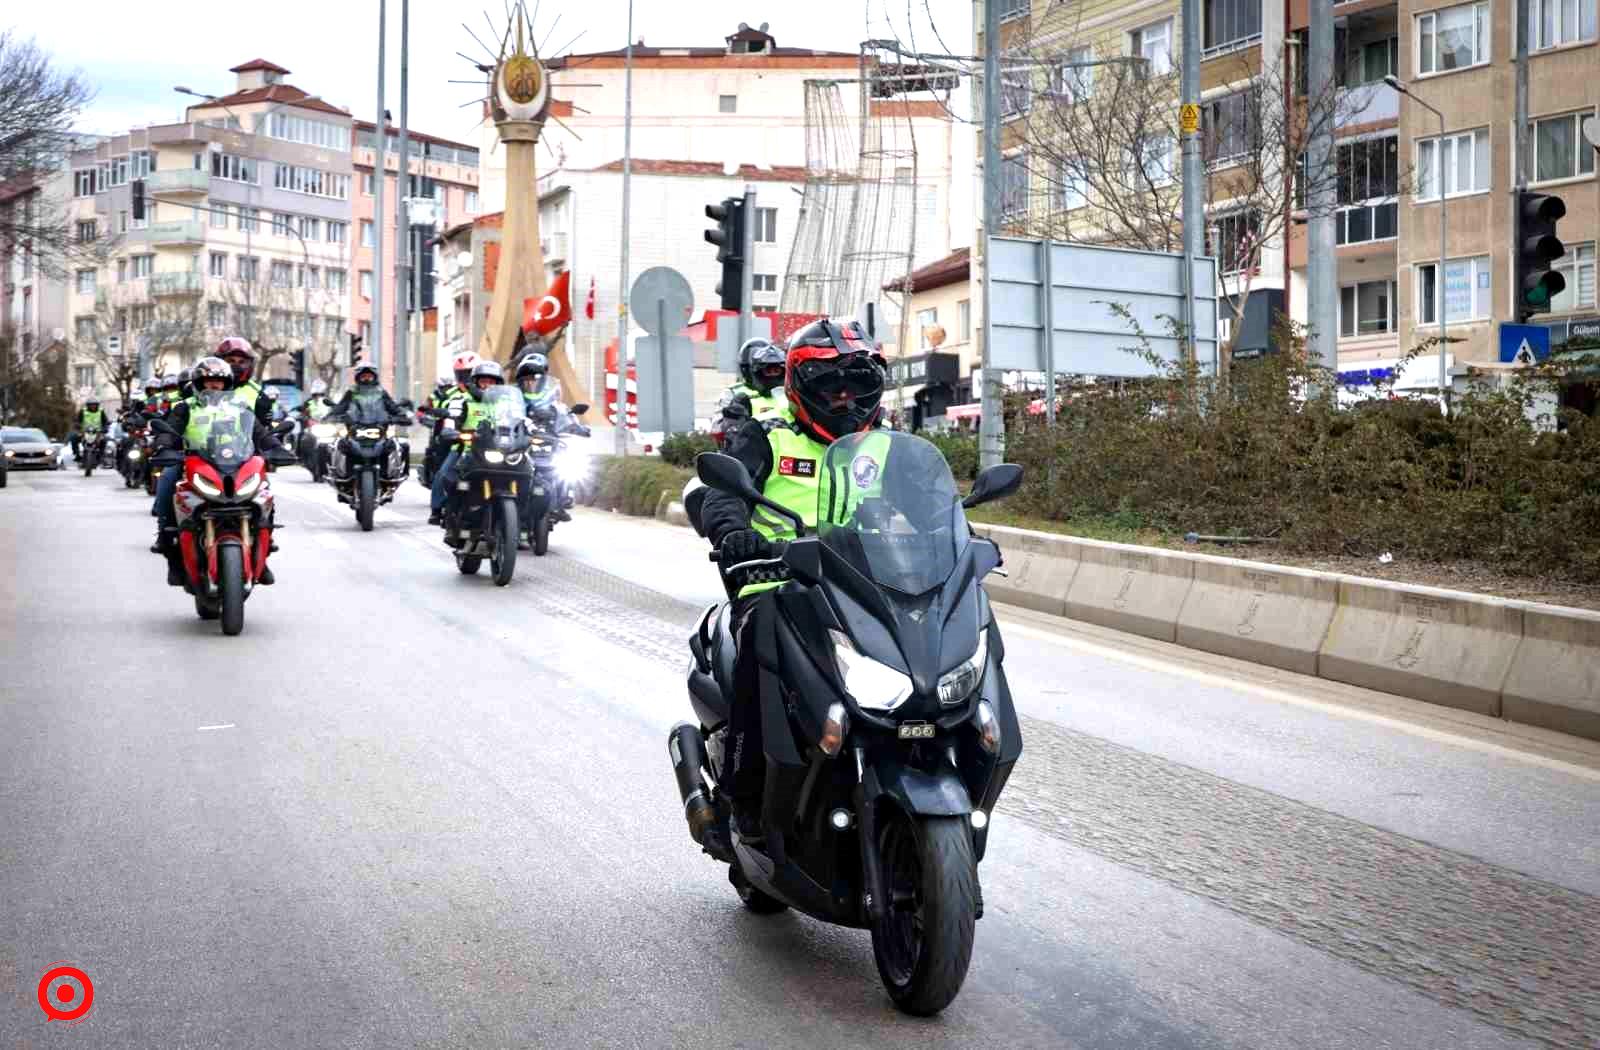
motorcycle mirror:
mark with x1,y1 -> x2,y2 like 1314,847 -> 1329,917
962,463 -> 1024,509
695,452 -> 759,500
571,402 -> 590,416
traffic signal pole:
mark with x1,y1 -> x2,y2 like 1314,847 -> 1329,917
738,187 -> 756,346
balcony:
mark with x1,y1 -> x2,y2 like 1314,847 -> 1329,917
150,272 -> 204,297
145,220 -> 205,247
147,168 -> 210,196
1337,84 -> 1399,129
541,231 -> 569,268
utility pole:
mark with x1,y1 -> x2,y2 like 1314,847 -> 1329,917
1305,0 -> 1336,376
394,0 -> 411,401
613,0 -> 635,456
977,0 -> 1003,470
1180,0 -> 1203,375
739,187 -> 756,345
372,0 -> 387,373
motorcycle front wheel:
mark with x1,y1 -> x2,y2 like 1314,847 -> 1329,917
357,470 -> 376,532
218,544 -> 245,636
532,512 -> 550,556
491,497 -> 518,586
870,812 -> 977,1017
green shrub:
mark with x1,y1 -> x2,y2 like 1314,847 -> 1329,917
919,430 -> 979,480
658,430 -> 717,468
583,455 -> 695,517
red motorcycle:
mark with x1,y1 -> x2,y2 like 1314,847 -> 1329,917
153,395 -> 286,635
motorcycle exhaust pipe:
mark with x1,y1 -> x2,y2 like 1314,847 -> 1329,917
668,722 -> 716,845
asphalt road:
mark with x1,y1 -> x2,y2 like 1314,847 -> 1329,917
3,463 -> 1598,1049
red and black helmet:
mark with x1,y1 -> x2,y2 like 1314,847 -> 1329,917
215,336 -> 258,385
784,318 -> 886,443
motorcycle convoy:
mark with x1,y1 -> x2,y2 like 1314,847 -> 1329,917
76,322 -> 1026,1015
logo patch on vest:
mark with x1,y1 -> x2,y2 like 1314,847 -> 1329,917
777,455 -> 816,478
851,454 -> 880,488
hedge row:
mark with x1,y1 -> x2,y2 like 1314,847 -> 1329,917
581,454 -> 695,517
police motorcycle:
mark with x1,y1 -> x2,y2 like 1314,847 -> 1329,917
440,385 -> 532,586
669,432 -> 1025,1016
149,393 -> 295,636
299,415 -> 336,482
79,428 -> 108,477
520,400 -> 592,556
120,416 -> 153,490
327,393 -> 413,532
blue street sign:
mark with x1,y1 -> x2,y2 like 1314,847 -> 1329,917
1498,323 -> 1550,364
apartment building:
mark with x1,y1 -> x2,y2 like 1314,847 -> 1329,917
982,0 -> 1598,391
349,121 -> 480,396
62,60 -> 355,404
2,168 -> 75,373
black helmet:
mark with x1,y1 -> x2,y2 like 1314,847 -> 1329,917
515,352 -> 549,381
86,396 -> 101,408
784,319 -> 885,442
469,360 -> 505,392
178,368 -> 196,397
161,373 -> 180,391
191,356 -> 233,390
738,337 -> 786,395
353,362 -> 379,386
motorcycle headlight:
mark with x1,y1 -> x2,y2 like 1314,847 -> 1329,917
311,423 -> 336,439
554,447 -> 590,482
127,449 -> 142,460
828,629 -> 913,712
235,472 -> 262,500
937,630 -> 989,705
482,449 -> 505,464
506,452 -> 524,465
191,473 -> 223,498
336,425 -> 349,438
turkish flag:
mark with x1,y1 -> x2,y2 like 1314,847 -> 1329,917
522,270 -> 573,337
585,276 -> 596,320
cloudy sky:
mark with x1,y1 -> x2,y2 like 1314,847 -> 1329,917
23,0 -> 974,143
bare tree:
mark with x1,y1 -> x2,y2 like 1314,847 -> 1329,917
213,264 -> 347,384
84,286 -> 212,402
0,32 -> 98,278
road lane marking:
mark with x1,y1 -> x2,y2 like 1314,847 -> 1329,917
197,723 -> 235,731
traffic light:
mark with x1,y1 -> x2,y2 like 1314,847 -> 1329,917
1515,191 -> 1566,321
289,350 -> 306,387
131,179 -> 146,221
348,332 -> 363,367
704,196 -> 747,311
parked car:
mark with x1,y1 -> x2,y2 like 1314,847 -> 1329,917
1,426 -> 62,471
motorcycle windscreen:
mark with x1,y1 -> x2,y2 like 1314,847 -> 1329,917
816,431 -> 969,597
479,385 -> 528,429
346,390 -> 392,425
186,390 -> 258,466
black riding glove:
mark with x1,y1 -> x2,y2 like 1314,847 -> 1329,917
719,529 -> 772,564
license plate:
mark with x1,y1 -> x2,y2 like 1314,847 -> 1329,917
898,723 -> 935,740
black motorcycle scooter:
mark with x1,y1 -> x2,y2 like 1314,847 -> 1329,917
670,432 -> 1025,1016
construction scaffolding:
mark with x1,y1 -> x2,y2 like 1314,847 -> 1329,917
781,43 -> 955,344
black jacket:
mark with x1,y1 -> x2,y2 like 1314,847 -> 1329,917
325,385 -> 406,422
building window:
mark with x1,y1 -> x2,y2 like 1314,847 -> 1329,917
917,307 -> 938,346
1211,210 -> 1260,274
361,220 -> 375,248
236,306 -> 255,333
266,112 -> 349,152
209,251 -> 227,277
752,273 -> 778,297
237,256 -> 260,283
1127,133 -> 1176,187
1000,151 -> 1030,218
75,269 -> 95,294
116,259 -> 127,283
1335,135 -> 1399,245
1051,46 -> 1094,103
299,216 -> 321,241
302,265 -> 321,290
465,190 -> 479,214
1205,90 -> 1255,166
210,152 -> 258,183
1415,254 -> 1491,325
1204,0 -> 1262,55
1351,36 -> 1401,86
209,302 -> 227,328
76,220 -> 97,243
74,169 -> 95,197
1130,19 -> 1174,76
326,220 -> 348,245
118,211 -> 129,233
359,320 -> 372,343
132,150 -> 152,178
1339,280 -> 1396,337
324,317 -> 343,343
958,299 -> 972,341
1533,111 -> 1598,183
1415,127 -> 1489,199
360,270 -> 374,299
131,254 -> 153,278
1416,2 -> 1489,75
210,202 -> 229,228
272,213 -> 292,237
1000,71 -> 1032,120
753,207 -> 778,243
108,156 -> 129,187
270,261 -> 292,287
718,95 -> 737,113
273,164 -> 350,200
327,268 -> 348,294
997,0 -> 1029,22
1531,0 -> 1598,49
75,364 -> 97,388
238,207 -> 260,233
1058,158 -> 1090,210
1551,243 -> 1596,313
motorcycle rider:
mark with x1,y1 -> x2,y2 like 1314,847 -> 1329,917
73,397 -> 109,462
216,337 -> 273,422
430,360 -> 506,525
699,318 -> 888,842
158,373 -> 182,413
324,361 -> 408,423
729,337 -> 790,421
177,368 -> 196,402
151,356 -> 285,586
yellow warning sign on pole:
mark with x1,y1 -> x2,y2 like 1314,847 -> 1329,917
1179,104 -> 1200,135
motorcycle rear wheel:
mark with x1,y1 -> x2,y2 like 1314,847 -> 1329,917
870,812 -> 977,1017
218,544 -> 246,636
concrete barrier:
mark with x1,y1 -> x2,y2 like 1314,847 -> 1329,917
1502,605 -> 1600,740
1064,540 -> 1196,642
1176,559 -> 1338,675
1319,578 -> 1522,717
971,524 -> 1081,617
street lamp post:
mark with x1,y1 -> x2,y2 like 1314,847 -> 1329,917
1384,75 -> 1449,415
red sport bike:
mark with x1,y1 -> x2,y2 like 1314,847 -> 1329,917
154,394 -> 289,635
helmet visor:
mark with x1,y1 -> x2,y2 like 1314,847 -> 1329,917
795,356 -> 882,400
